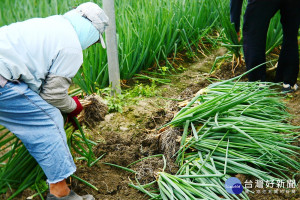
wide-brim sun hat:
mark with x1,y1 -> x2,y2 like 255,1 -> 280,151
75,2 -> 109,48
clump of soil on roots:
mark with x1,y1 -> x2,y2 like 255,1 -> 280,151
78,95 -> 108,128
158,127 -> 181,165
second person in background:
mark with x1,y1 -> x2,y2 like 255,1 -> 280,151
230,0 -> 300,93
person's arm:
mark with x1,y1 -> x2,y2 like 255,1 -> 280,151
39,74 -> 77,113
230,0 -> 244,33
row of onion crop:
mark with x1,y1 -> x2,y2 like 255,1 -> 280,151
0,0 -> 283,93
76,0 -> 221,93
131,80 -> 299,199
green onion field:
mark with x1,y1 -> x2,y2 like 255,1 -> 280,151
0,0 -> 299,200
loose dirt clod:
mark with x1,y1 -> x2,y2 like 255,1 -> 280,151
78,95 -> 108,128
159,127 -> 181,163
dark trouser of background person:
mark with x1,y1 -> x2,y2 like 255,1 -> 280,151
243,0 -> 300,85
230,0 -> 244,33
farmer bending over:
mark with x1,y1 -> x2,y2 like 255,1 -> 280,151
230,0 -> 300,93
0,2 -> 108,200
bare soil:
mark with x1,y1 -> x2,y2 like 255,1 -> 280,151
10,48 -> 300,200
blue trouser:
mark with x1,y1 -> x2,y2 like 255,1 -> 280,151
0,81 -> 76,183
243,0 -> 300,84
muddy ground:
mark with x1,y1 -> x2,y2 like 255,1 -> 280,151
11,48 -> 300,200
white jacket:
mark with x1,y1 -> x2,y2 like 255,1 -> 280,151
0,15 -> 83,113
